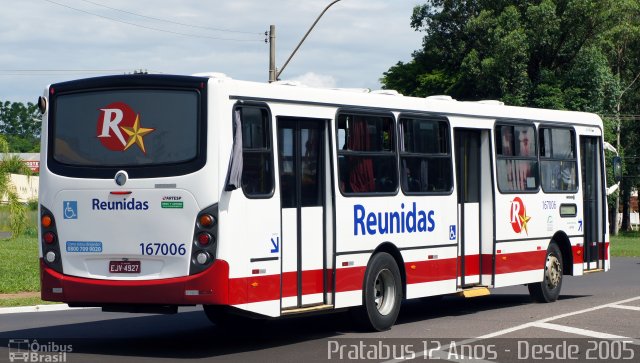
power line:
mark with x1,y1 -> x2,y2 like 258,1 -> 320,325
43,0 -> 262,42
78,0 -> 261,35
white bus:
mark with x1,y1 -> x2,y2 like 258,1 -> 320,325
39,73 -> 613,331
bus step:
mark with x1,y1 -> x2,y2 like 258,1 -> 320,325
583,268 -> 605,274
457,287 -> 490,298
282,304 -> 334,315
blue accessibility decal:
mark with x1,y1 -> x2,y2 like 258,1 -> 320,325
63,201 -> 78,219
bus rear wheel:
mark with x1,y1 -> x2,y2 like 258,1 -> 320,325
528,243 -> 563,303
353,252 -> 402,331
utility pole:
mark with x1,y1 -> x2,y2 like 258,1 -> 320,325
268,0 -> 342,82
268,25 -> 276,83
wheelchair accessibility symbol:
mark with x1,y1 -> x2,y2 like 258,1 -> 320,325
449,225 -> 457,240
63,201 -> 78,219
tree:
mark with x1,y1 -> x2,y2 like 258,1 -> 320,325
0,135 -> 31,238
595,0 -> 640,232
0,100 -> 41,152
383,0 -> 640,234
382,0 -> 621,112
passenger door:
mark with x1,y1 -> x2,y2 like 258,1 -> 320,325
278,118 -> 331,309
580,136 -> 605,270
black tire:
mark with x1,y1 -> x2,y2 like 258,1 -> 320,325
352,252 -> 403,331
528,243 -> 563,303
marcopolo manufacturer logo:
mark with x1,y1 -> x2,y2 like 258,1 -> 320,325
97,102 -> 155,154
161,196 -> 183,209
92,198 -> 149,211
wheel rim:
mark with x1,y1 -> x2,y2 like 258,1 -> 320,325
373,268 -> 396,315
545,253 -> 562,290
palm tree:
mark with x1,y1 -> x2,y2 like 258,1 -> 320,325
0,135 -> 31,238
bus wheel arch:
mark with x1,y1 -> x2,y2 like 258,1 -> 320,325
551,232 -> 573,276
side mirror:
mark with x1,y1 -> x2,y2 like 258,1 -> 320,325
613,156 -> 622,183
38,96 -> 47,114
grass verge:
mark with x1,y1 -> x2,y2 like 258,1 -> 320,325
610,231 -> 640,257
0,235 -> 40,293
0,296 -> 57,308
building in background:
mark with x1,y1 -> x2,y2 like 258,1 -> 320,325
7,153 -> 40,173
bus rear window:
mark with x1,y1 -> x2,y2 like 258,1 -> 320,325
52,90 -> 199,167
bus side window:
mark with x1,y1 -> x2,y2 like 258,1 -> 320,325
539,127 -> 577,193
336,113 -> 397,195
238,106 -> 274,197
399,116 -> 452,194
495,123 -> 539,193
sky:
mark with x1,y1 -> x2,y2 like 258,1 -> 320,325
0,0 -> 424,103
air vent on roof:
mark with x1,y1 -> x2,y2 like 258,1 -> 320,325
371,89 -> 403,96
425,95 -> 455,101
331,88 -> 370,93
273,80 -> 304,86
476,100 -> 505,105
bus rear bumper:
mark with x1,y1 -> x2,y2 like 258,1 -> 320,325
40,259 -> 230,306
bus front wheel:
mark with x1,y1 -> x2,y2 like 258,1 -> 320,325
353,252 -> 402,331
528,243 -> 563,303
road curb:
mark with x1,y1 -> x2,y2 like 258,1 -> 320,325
0,304 -> 97,315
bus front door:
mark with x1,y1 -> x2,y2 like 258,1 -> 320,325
454,128 -> 494,287
277,118 -> 331,309
580,136 -> 606,271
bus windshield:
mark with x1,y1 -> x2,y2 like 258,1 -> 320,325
52,89 -> 199,167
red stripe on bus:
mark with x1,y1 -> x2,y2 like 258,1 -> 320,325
482,254 -> 494,273
40,259 -> 231,305
281,271 -> 297,298
494,250 -> 547,274
572,245 -> 584,264
42,248 -> 557,306
231,269 -> 329,304
406,258 -> 457,284
335,266 -> 366,292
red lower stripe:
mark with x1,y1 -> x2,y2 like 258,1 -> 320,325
41,259 -> 231,305
42,247 -> 570,306
495,250 -> 546,274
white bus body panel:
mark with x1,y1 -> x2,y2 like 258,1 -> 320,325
54,189 -> 199,280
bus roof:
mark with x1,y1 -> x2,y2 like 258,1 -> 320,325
208,73 -> 603,127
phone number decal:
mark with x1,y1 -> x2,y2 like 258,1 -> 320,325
66,241 -> 103,253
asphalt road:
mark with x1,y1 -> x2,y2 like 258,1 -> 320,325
0,257 -> 638,363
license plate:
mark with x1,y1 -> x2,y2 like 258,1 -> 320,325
109,261 -> 140,274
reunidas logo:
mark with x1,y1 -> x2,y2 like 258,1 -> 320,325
92,198 -> 149,211
97,102 -> 155,154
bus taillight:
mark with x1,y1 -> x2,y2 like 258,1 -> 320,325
41,214 -> 53,228
198,214 -> 216,228
40,206 -> 63,273
190,204 -> 218,275
43,232 -> 56,244
197,232 -> 212,246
